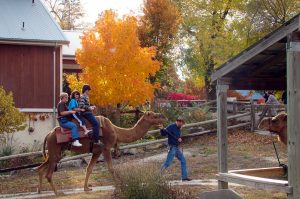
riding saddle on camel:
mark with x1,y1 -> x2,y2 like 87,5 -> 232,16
55,117 -> 104,144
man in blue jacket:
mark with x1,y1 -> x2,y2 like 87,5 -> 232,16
159,116 -> 192,181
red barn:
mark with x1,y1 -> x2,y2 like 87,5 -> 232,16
0,0 -> 69,112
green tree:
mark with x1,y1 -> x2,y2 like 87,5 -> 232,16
174,0 -> 245,99
0,87 -> 26,135
44,0 -> 85,30
138,0 -> 182,92
173,0 -> 299,100
241,0 -> 300,46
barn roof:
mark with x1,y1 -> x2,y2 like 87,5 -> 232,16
0,0 -> 68,45
212,13 -> 300,90
63,30 -> 83,57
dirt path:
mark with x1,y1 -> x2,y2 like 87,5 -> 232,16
0,179 -> 246,199
0,130 -> 288,199
0,186 -> 114,199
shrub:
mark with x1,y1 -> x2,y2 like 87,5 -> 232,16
182,106 -> 212,124
0,144 -> 14,157
0,86 -> 26,135
0,141 -> 43,169
113,163 -> 195,199
154,106 -> 213,126
120,113 -> 136,128
0,144 -> 15,169
114,163 -> 167,199
166,92 -> 199,100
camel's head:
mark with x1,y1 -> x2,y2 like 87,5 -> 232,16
141,111 -> 166,125
258,113 -> 287,135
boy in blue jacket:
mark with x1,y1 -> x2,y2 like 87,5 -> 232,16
159,116 -> 192,181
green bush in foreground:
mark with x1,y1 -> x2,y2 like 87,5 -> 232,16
113,163 -> 194,199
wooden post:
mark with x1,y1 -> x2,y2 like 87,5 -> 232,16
232,102 -> 237,125
250,99 -> 255,132
217,80 -> 229,189
135,107 -> 140,122
287,36 -> 300,199
112,104 -> 121,126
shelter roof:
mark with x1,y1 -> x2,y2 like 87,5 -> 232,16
212,14 -> 300,90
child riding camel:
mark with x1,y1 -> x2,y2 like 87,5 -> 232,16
79,84 -> 104,147
57,92 -> 82,147
68,90 -> 92,135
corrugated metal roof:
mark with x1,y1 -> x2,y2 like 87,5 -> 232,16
0,0 -> 69,44
63,30 -> 83,56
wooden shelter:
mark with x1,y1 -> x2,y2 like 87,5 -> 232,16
212,13 -> 300,199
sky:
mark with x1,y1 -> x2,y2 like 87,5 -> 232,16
80,0 -> 144,24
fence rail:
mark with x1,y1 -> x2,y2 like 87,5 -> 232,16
0,111 -> 251,170
248,103 -> 286,131
0,121 -> 251,173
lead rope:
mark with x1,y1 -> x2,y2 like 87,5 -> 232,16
272,140 -> 281,166
272,139 -> 288,175
269,118 -> 288,175
163,128 -> 182,156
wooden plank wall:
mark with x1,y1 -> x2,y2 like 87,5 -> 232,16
0,44 -> 61,109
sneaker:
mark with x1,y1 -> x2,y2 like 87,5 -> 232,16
84,129 -> 93,135
72,140 -> 82,147
182,178 -> 192,181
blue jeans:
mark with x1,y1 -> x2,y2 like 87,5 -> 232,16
82,112 -> 100,143
72,113 -> 86,127
160,145 -> 188,179
58,118 -> 80,141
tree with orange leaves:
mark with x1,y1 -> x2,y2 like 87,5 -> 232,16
67,10 -> 160,106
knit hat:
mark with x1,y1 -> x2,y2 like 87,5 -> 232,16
82,84 -> 91,94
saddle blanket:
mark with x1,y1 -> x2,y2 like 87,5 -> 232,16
55,116 -> 103,144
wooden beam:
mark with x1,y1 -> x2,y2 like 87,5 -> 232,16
250,99 -> 256,132
287,37 -> 300,199
229,167 -> 285,178
217,82 -> 229,189
229,77 -> 286,90
212,14 -> 300,82
248,53 -> 286,77
261,49 -> 285,56
217,172 -> 292,193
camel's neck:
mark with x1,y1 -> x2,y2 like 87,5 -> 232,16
113,118 -> 152,143
278,127 -> 287,145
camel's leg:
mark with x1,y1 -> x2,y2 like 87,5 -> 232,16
103,148 -> 114,174
46,162 -> 59,195
113,143 -> 118,159
84,152 -> 101,191
37,161 -> 49,194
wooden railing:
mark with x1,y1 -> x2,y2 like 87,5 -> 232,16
0,112 -> 251,172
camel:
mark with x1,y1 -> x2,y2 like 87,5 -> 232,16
258,112 -> 287,145
36,111 -> 165,195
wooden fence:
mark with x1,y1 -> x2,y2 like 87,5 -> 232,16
0,112 -> 250,172
2,100 -> 285,172
247,101 -> 286,131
